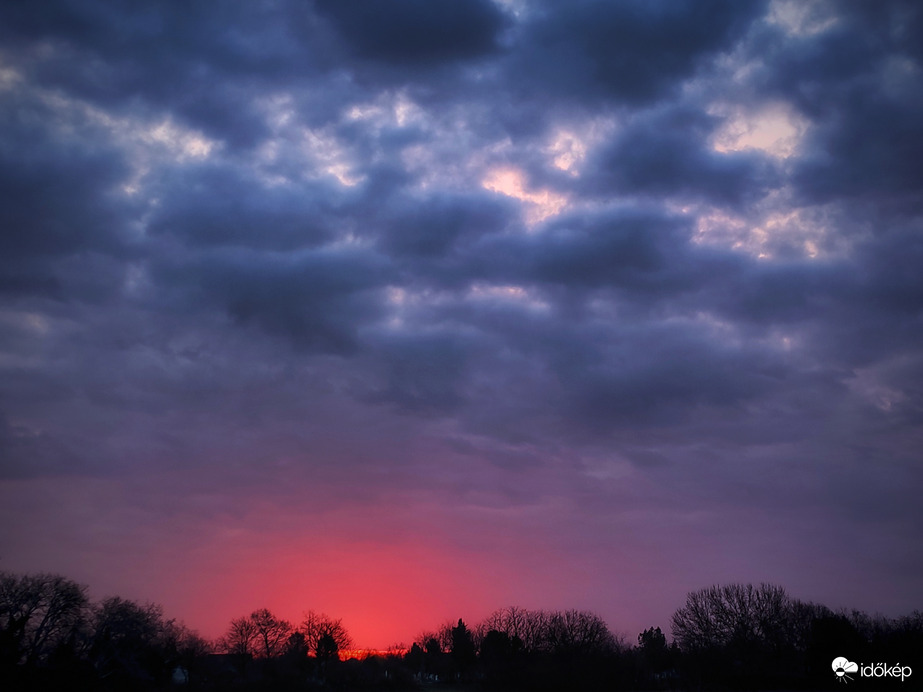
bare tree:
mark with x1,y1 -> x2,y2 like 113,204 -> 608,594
480,606 -> 547,652
671,583 -> 792,651
480,607 -> 618,655
221,609 -> 291,658
220,615 -> 258,656
300,611 -> 351,658
413,620 -> 456,653
250,608 -> 292,658
0,571 -> 89,666
544,609 -> 618,655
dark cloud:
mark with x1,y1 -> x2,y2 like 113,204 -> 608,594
0,91 -> 136,305
151,245 -> 391,354
0,1 -> 340,146
379,192 -> 516,259
588,107 -> 781,206
146,165 -> 335,251
314,0 -> 510,66
743,1 -> 923,205
509,0 -> 766,104
792,92 -> 923,204
0,99 -> 130,262
460,206 -> 696,298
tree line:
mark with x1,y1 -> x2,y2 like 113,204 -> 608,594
2,570 -> 920,690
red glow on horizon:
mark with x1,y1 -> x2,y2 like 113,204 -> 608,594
148,529 -> 516,649
5,474 -> 649,650
340,648 -> 409,661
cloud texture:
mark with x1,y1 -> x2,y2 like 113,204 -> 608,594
1,0 -> 921,646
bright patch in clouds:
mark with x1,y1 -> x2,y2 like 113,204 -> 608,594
300,127 -> 363,186
768,0 -> 840,36
693,202 -> 831,260
468,283 -> 549,311
548,130 -> 587,175
347,91 -> 424,129
37,90 -> 218,195
144,119 -> 215,160
483,167 -> 568,225
711,102 -> 808,158
546,119 -> 615,176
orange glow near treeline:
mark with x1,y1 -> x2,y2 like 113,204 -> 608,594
10,474 -> 609,651
145,530 -> 515,650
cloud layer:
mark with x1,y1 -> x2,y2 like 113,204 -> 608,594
1,0 -> 921,646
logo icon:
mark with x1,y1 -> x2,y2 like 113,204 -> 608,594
832,657 -> 858,683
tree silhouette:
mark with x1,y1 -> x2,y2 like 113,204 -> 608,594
451,618 -> 476,675
636,625 -> 673,685
166,622 -> 212,685
315,632 -> 339,661
284,630 -> 309,658
249,608 -> 292,658
479,629 -> 522,687
481,606 -> 548,652
671,583 -> 791,652
6,568 -> 923,692
670,583 -> 829,688
89,597 -> 172,684
221,608 -> 291,658
638,626 -> 666,651
221,614 -> 258,656
300,610 -> 351,658
0,572 -> 88,668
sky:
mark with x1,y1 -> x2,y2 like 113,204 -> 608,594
1,0 -> 922,649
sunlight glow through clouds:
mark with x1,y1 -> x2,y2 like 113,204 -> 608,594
300,127 -> 363,186
347,91 -> 424,129
711,102 -> 808,158
144,119 -> 215,159
403,132 -> 512,194
52,93 -> 219,165
483,167 -> 569,225
693,204 -> 830,260
45,96 -> 218,161
468,283 -> 549,311
768,0 -> 840,36
252,93 -> 365,187
34,89 -> 218,196
548,130 -> 587,175
545,118 -> 616,176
